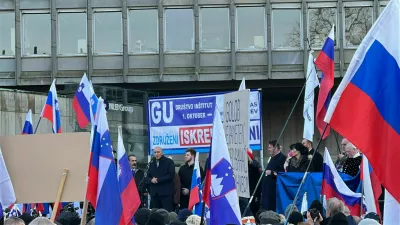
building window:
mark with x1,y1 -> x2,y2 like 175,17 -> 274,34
0,12 -> 15,56
128,9 -> 158,54
272,5 -> 302,49
380,2 -> 388,14
22,12 -> 51,56
93,10 -> 122,54
344,5 -> 373,48
58,11 -> 87,55
236,6 -> 266,50
164,8 -> 194,52
200,7 -> 230,51
308,6 -> 337,48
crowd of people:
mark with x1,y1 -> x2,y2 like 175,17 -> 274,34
1,138 -> 380,225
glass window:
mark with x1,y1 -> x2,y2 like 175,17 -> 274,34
165,8 -> 194,52
94,11 -> 122,54
22,12 -> 51,56
344,6 -> 373,48
236,7 -> 266,50
272,8 -> 301,49
129,9 -> 158,53
308,8 -> 336,48
58,12 -> 87,55
0,12 -> 15,56
200,7 -> 230,51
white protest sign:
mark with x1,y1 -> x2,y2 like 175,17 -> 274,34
223,89 -> 250,198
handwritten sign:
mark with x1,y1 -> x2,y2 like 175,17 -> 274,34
223,89 -> 250,198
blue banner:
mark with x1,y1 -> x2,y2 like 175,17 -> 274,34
148,90 -> 262,155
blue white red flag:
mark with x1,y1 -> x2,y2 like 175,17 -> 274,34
86,98 -> 123,225
8,205 -> 21,217
207,107 -> 241,225
117,126 -> 140,225
22,109 -> 33,134
360,155 -> 382,215
188,154 -> 202,216
322,148 -> 362,215
73,73 -> 98,128
315,25 -> 334,139
324,0 -> 400,203
41,79 -> 62,133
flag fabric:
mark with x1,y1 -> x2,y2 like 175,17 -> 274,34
73,74 -> 98,128
0,147 -> 16,209
188,154 -> 202,216
315,25 -> 334,140
0,202 -> 3,220
324,0 -> 400,202
360,155 -> 382,215
207,107 -> 241,225
301,192 -> 308,214
8,205 -> 21,217
321,148 -> 362,215
203,151 -> 211,208
22,109 -> 33,134
239,77 -> 246,90
86,99 -> 123,225
303,52 -> 320,141
383,189 -> 400,225
117,126 -> 140,225
41,79 -> 62,133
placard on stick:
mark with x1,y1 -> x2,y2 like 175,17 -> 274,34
223,89 -> 250,198
0,132 -> 90,204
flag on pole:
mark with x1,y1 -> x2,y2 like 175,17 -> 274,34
41,79 -> 62,133
239,77 -> 246,90
0,148 -> 16,208
303,52 -> 319,141
324,0 -> 400,203
117,126 -> 140,225
315,25 -> 334,140
188,154 -> 202,216
321,148 -> 362,215
383,189 -> 400,225
301,192 -> 308,214
207,107 -> 241,224
73,73 -> 98,128
86,99 -> 123,225
360,155 -> 382,215
22,109 -> 33,135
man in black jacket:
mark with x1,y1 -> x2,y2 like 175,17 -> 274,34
147,147 -> 175,212
128,154 -> 148,208
178,148 -> 204,209
302,138 -> 324,172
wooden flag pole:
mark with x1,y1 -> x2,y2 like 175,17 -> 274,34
50,168 -> 69,222
80,200 -> 89,225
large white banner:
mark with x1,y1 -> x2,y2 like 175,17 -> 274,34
147,90 -> 262,155
223,89 -> 250,198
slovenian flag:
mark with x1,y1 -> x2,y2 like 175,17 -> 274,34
188,153 -> 202,216
321,147 -> 362,215
73,74 -> 98,128
361,155 -> 382,215
41,79 -> 62,133
22,109 -> 33,134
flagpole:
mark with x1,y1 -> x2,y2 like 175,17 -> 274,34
199,160 -> 208,225
284,124 -> 329,225
241,39 -> 316,218
34,117 -> 42,134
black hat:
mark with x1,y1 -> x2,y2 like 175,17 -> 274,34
288,211 -> 304,224
177,208 -> 192,222
134,208 -> 150,225
364,212 -> 381,223
145,212 -> 164,225
55,211 -> 81,225
169,219 -> 187,225
19,213 -> 34,224
328,212 -> 348,225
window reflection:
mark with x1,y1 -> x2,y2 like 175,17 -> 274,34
308,8 -> 336,48
200,7 -> 230,51
0,12 -> 15,56
58,12 -> 87,55
344,7 -> 372,47
165,8 -> 194,52
129,9 -> 158,53
236,7 -> 266,50
272,8 -> 301,49
94,11 -> 122,54
22,13 -> 51,56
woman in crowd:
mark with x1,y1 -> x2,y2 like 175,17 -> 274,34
285,143 -> 314,172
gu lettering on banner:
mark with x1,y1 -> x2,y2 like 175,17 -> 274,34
148,90 -> 262,155
223,89 -> 250,198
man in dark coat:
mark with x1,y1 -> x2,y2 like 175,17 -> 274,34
247,149 -> 262,216
129,154 -> 148,208
261,140 -> 287,211
303,138 -> 324,172
147,147 -> 176,212
178,148 -> 204,209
